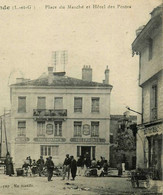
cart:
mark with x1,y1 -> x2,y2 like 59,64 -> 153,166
131,169 -> 151,188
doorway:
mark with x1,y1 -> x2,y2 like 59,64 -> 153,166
81,146 -> 91,159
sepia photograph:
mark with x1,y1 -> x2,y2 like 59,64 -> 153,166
0,0 -> 162,194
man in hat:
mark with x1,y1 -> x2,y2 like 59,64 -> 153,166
46,156 -> 54,181
62,154 -> 71,180
37,156 -> 44,176
70,156 -> 77,180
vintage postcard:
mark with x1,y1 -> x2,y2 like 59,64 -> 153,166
0,0 -> 162,194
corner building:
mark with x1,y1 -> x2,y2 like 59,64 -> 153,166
132,4 -> 163,179
10,66 -> 112,167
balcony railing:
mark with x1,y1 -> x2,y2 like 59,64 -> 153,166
33,109 -> 67,119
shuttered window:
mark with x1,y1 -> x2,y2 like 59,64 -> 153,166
150,83 -> 157,120
54,97 -> 63,109
37,97 -> 46,109
91,98 -> 100,112
18,97 -> 26,113
18,121 -> 26,136
54,121 -> 62,136
148,38 -> 153,61
37,122 -> 45,136
91,122 -> 99,137
74,122 -> 82,137
74,97 -> 82,112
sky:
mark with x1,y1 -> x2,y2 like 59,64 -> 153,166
0,0 -> 161,115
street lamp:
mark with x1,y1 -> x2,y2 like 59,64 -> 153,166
126,106 -> 142,115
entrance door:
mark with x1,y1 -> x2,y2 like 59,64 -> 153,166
81,146 -> 91,159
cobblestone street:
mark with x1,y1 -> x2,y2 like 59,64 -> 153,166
0,174 -> 162,195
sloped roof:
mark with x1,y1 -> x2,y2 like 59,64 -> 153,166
11,75 -> 112,88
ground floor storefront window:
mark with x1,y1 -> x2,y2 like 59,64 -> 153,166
146,134 -> 162,180
40,145 -> 59,157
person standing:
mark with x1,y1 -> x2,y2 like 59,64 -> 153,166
70,156 -> 77,180
5,152 -> 14,176
62,154 -> 71,180
37,156 -> 44,176
77,156 -> 84,176
46,156 -> 54,181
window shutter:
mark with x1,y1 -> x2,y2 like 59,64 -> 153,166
18,97 -> 26,112
37,97 -> 46,109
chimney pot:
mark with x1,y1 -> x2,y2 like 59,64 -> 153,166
16,78 -> 24,84
82,65 -> 92,82
104,66 -> 109,84
48,67 -> 54,84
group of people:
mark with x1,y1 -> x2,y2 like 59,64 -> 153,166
76,155 -> 109,177
4,152 -> 109,180
62,154 -> 77,181
22,156 -> 45,177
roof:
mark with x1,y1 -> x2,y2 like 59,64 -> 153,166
11,75 -> 112,88
132,4 -> 162,53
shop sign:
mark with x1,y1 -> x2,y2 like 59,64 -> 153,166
46,124 -> 53,135
70,138 -> 106,142
34,137 -> 66,142
83,124 -> 90,135
144,124 -> 163,135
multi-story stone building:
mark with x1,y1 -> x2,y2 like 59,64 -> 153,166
132,4 -> 163,179
10,66 -> 112,167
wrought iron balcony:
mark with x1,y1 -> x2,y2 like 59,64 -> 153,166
33,109 -> 67,120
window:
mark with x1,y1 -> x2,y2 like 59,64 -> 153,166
110,134 -> 114,144
151,83 -> 157,120
18,97 -> 26,113
54,97 -> 63,109
54,121 -> 62,136
74,97 -> 82,112
91,98 -> 100,112
91,122 -> 99,137
37,97 -> 46,109
18,121 -> 26,136
74,122 -> 82,137
40,145 -> 59,156
37,122 -> 45,136
148,38 -> 153,61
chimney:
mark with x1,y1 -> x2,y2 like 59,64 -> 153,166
82,65 -> 92,82
16,78 -> 24,83
104,66 -> 109,84
48,67 -> 54,84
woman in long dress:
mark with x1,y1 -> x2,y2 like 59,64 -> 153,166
5,152 -> 14,176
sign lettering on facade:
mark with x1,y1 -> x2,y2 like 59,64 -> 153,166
70,138 -> 106,142
34,137 -> 66,142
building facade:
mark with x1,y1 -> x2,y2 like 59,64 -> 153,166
132,4 -> 163,179
10,66 -> 112,167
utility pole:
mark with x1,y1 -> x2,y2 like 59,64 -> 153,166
0,117 -> 2,157
3,108 -> 8,154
